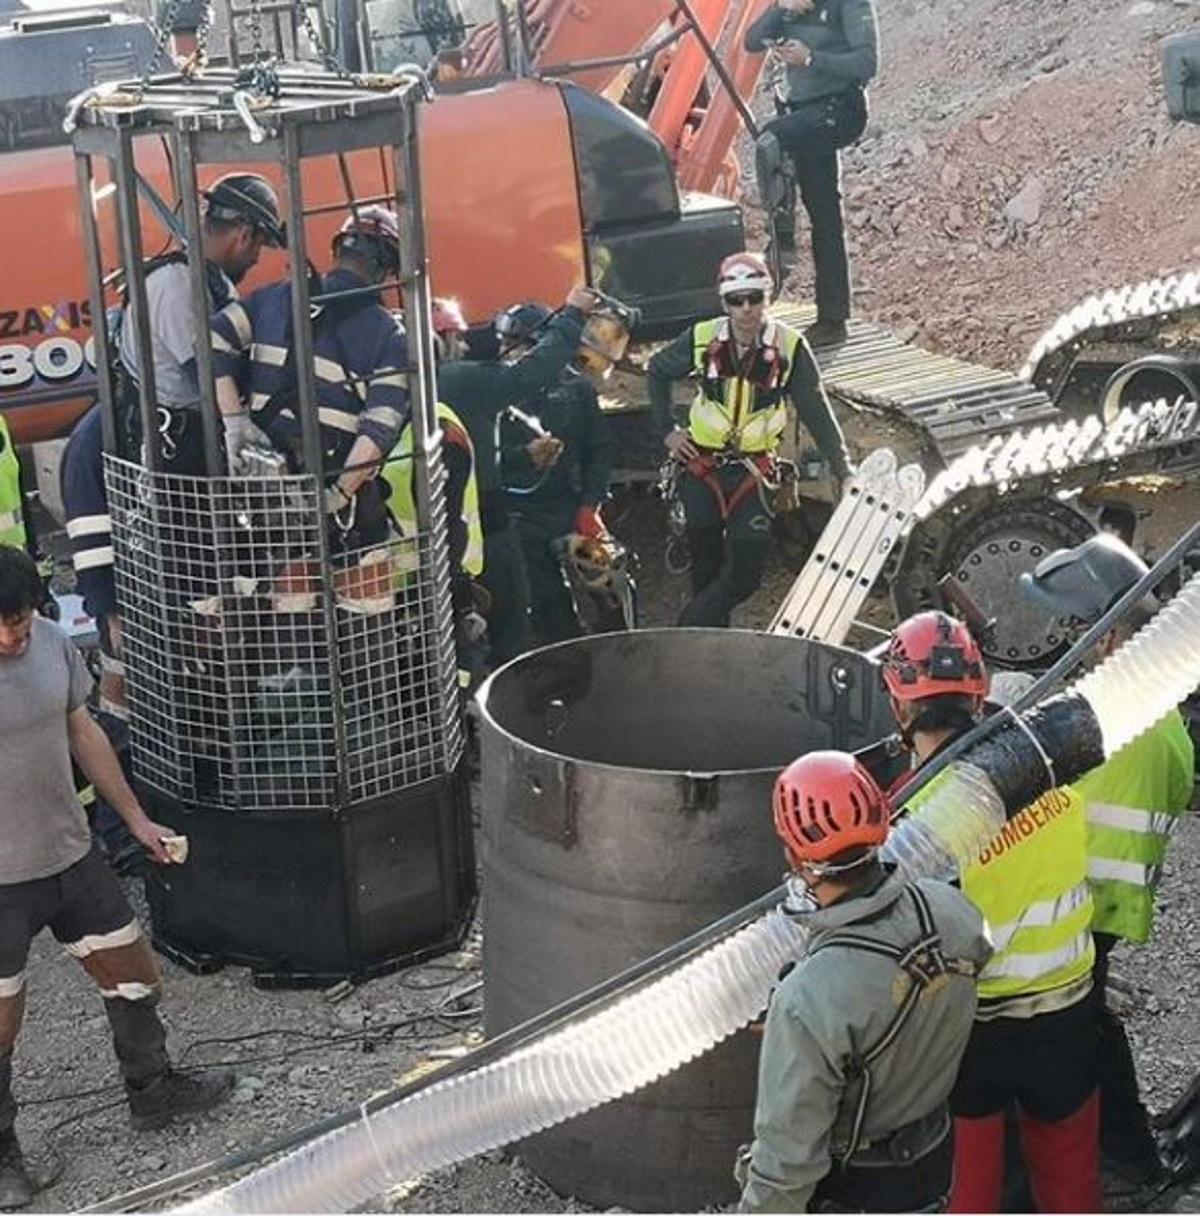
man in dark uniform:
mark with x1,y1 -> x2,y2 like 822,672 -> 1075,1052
61,405 -> 142,873
745,0 -> 879,345
212,206 -> 410,561
498,303 -> 613,645
436,286 -> 598,666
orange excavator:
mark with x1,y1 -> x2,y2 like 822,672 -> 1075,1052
0,0 -> 771,443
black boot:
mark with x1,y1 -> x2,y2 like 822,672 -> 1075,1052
103,994 -> 169,1086
126,1069 -> 234,1132
805,319 -> 849,347
0,1130 -> 32,1211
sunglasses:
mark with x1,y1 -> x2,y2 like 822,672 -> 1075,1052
725,291 -> 765,308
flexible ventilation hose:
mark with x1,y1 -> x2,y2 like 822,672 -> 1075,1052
179,570 -> 1200,1215
180,908 -> 810,1213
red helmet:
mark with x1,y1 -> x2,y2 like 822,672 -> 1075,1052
431,297 -> 468,335
717,251 -> 771,298
332,206 -> 401,274
773,751 -> 890,865
881,611 -> 989,702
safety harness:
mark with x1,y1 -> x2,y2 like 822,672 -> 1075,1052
684,451 -> 772,520
808,884 -> 979,1164
114,251 -> 236,462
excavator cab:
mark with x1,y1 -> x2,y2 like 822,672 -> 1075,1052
561,85 -> 743,336
0,8 -> 156,153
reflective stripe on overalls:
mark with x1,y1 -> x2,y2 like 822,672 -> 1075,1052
0,414 -> 26,548
686,316 -> 800,453
810,884 -> 979,1164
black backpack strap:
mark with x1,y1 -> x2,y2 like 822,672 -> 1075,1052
809,884 -> 977,1163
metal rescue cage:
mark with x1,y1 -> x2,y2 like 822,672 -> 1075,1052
70,68 -> 475,983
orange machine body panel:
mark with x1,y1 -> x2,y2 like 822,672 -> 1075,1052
464,0 -> 675,94
0,144 -> 168,444
0,81 -> 585,441
420,80 -> 585,321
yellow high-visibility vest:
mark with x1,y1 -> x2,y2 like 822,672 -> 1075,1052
1076,711 -> 1194,943
686,317 -> 801,453
962,785 -> 1095,1001
0,415 -> 26,549
383,402 -> 483,577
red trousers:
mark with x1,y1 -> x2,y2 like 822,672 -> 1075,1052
949,1091 -> 1100,1213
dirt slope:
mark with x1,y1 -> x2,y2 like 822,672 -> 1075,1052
816,0 -> 1200,370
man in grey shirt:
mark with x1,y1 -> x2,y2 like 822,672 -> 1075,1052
117,172 -> 286,474
0,546 -> 232,1208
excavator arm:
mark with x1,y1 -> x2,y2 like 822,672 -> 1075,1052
460,0 -> 772,197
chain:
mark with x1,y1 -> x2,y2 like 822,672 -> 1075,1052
248,0 -> 265,62
180,0 -> 214,78
232,60 -> 282,96
137,0 -> 189,91
295,0 -> 355,78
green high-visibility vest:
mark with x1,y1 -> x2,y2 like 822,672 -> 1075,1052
904,774 -> 1094,1002
686,317 -> 801,453
0,415 -> 26,549
1076,711 -> 1194,943
383,402 -> 483,577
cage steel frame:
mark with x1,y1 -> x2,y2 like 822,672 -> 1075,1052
71,70 -> 475,982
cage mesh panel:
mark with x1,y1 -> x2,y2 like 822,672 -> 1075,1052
105,451 -> 462,812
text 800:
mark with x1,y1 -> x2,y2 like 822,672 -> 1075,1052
0,337 -> 98,390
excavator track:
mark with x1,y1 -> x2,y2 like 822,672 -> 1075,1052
773,304 -> 1062,465
766,298 -> 1200,667
609,286 -> 1200,667
891,396 -> 1200,666
1022,269 -> 1200,404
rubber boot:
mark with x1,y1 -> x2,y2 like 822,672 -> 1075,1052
1017,1090 -> 1102,1213
948,1112 -> 1005,1213
106,994 -> 233,1130
0,1053 -> 31,1210
103,995 -> 169,1086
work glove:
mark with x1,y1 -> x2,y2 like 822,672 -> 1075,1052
574,504 -> 606,539
223,410 -> 272,475
527,434 -> 563,471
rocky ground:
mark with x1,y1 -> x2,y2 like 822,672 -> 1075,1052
14,0 -> 1200,1211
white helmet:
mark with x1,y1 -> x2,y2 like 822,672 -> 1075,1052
717,251 -> 772,298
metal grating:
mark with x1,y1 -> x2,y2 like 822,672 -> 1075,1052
106,450 -> 462,812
